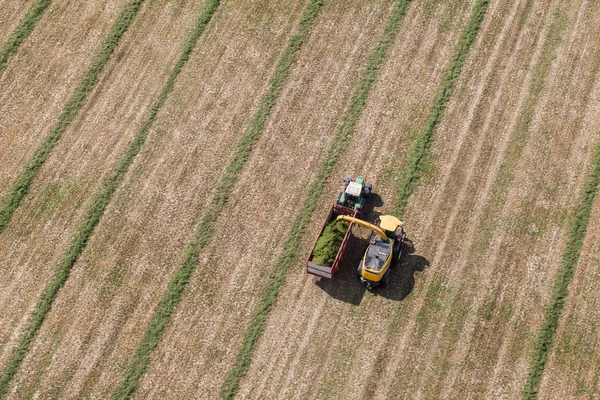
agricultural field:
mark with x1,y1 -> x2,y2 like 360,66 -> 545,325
0,0 -> 599,399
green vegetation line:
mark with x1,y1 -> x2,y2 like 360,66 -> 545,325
221,1 -> 413,398
0,0 -> 51,73
392,0 -> 489,219
0,0 -> 144,234
112,1 -> 324,399
0,0 -> 146,396
522,143 -> 600,398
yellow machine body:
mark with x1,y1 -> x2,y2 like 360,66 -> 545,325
336,215 -> 403,285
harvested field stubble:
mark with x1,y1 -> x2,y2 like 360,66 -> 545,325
0,0 -> 218,397
524,107 -> 600,397
373,0 -> 600,398
2,0 -> 310,398
220,0 -> 414,397
538,170 -> 600,399
0,0 -> 142,233
0,1 -> 31,43
0,0 -> 148,394
0,0 -> 130,201
234,0 -> 480,398
114,1 -> 324,398
0,0 -> 49,72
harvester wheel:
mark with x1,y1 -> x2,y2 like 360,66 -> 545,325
381,268 -> 391,287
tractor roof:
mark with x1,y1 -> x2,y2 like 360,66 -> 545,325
345,181 -> 362,197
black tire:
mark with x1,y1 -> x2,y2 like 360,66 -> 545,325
356,261 -> 363,277
381,268 -> 391,287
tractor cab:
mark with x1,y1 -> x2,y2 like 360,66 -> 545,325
336,176 -> 372,214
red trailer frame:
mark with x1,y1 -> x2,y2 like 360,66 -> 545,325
306,203 -> 359,279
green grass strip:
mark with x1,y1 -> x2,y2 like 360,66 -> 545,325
0,0 -> 147,396
522,143 -> 600,398
392,0 -> 489,219
111,1 -> 324,399
221,1 -> 413,398
0,0 -> 144,235
0,0 -> 51,73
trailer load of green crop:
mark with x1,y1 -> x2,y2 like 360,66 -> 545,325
312,219 -> 349,266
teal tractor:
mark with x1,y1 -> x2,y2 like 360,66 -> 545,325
335,176 -> 372,215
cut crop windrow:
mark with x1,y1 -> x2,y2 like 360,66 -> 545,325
522,142 -> 600,399
0,0 -> 144,235
0,0 -> 51,73
392,0 -> 489,219
221,1 -> 413,398
112,1 -> 324,399
0,0 -> 146,395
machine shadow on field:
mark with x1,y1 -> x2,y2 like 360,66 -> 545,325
374,239 -> 429,302
315,193 -> 428,305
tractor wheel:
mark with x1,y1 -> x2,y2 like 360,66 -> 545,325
381,268 -> 391,287
356,261 -> 363,277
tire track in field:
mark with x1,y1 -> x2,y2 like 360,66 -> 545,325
408,0 -> 549,390
0,1 -> 145,395
432,1 -> 581,396
471,3 -> 600,396
478,1 -> 590,394
405,0 -> 597,396
0,0 -> 50,73
388,0 -> 544,391
410,0 -> 519,251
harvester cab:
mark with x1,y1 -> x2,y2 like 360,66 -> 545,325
337,214 -> 406,288
336,176 -> 371,214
